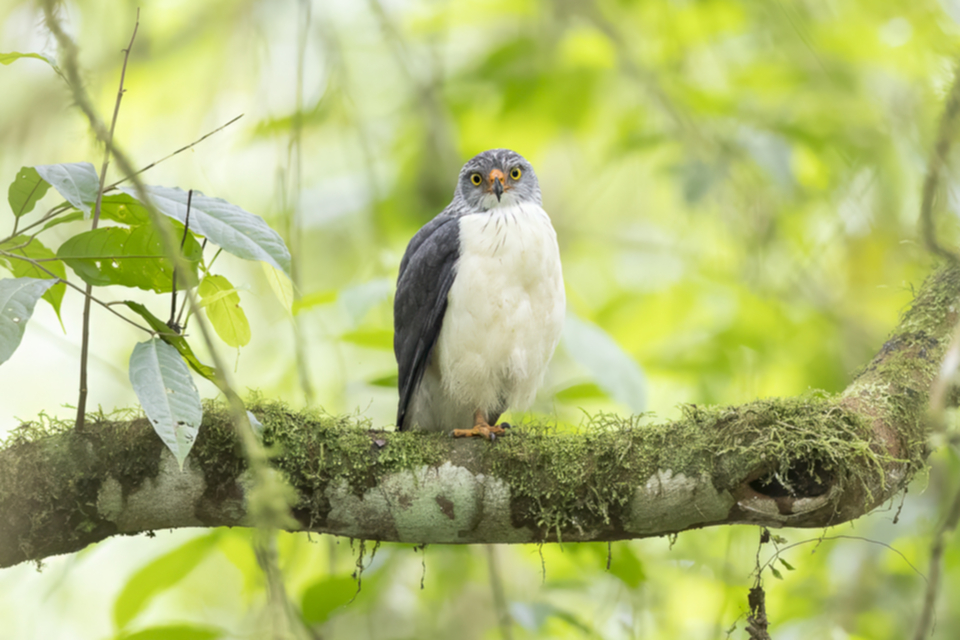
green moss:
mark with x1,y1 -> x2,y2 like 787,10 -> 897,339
479,394 -> 897,539
240,400 -> 448,528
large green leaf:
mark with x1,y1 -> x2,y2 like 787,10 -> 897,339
128,338 -> 202,471
198,274 -> 250,348
7,167 -> 51,217
0,236 -> 66,319
42,193 -> 152,231
122,301 -> 217,381
112,531 -> 222,629
57,225 -> 202,293
562,313 -> 648,413
34,163 -> 99,219
0,277 -> 54,365
300,575 -> 357,625
113,625 -> 224,640
119,185 -> 291,275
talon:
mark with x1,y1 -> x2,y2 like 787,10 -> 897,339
452,424 -> 507,440
452,410 -> 508,440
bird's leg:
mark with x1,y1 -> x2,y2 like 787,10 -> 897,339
452,410 -> 508,440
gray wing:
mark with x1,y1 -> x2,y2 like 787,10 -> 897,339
394,213 -> 461,430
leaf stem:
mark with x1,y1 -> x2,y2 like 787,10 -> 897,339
76,8 -> 139,432
0,251 -> 153,334
176,238 -> 208,329
0,115 -> 243,247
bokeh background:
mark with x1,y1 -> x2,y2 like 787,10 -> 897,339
2,0 -> 960,638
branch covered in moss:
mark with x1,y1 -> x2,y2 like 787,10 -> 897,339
1,265 -> 957,569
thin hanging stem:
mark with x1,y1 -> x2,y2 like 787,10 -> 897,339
168,189 -> 193,331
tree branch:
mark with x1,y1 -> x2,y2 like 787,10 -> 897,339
1,263 -> 957,569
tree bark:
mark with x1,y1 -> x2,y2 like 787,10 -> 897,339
1,265 -> 957,570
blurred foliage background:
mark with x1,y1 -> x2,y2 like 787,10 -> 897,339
2,0 -> 960,637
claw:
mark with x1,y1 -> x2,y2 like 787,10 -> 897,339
452,424 -> 507,440
451,410 -> 509,440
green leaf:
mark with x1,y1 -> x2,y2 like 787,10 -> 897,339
0,52 -> 55,66
57,225 -> 202,293
770,566 -> 783,580
261,262 -> 293,314
0,277 -> 54,365
562,313 -> 647,413
113,625 -> 224,640
7,167 -> 51,217
608,543 -> 646,588
198,274 -> 250,348
301,575 -> 357,625
113,532 -> 222,629
340,328 -> 394,350
779,558 -> 795,571
0,236 -> 66,319
128,338 -> 202,470
119,185 -> 291,275
34,163 -> 99,219
292,289 -> 337,314
122,301 -> 217,381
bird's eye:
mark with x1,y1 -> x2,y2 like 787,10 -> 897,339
470,173 -> 482,186
510,167 -> 522,180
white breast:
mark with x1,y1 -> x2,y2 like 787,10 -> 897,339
434,201 -> 565,422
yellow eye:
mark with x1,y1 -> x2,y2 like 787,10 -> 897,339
510,167 -> 522,180
470,173 -> 482,185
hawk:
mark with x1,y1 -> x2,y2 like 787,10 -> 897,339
394,149 -> 565,438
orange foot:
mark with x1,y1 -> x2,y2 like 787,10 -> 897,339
452,410 -> 509,441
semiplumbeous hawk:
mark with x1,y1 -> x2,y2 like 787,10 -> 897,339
394,149 -> 565,439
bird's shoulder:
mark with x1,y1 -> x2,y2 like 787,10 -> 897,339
398,206 -> 463,276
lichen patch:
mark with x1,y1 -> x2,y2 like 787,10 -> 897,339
627,470 -> 734,534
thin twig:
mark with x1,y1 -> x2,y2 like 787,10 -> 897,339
76,8 -> 139,432
919,56 -> 960,265
756,534 -> 926,582
0,252 -> 153,334
1,203 -> 73,244
2,115 -> 243,245
102,114 -> 244,193
168,189 -> 193,331
288,0 -> 316,405
912,486 -> 960,640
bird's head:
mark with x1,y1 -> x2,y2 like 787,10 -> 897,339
455,149 -> 541,211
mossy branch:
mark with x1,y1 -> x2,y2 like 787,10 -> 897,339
1,264 -> 958,569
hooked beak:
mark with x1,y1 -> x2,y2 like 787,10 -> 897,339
489,169 -> 505,201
